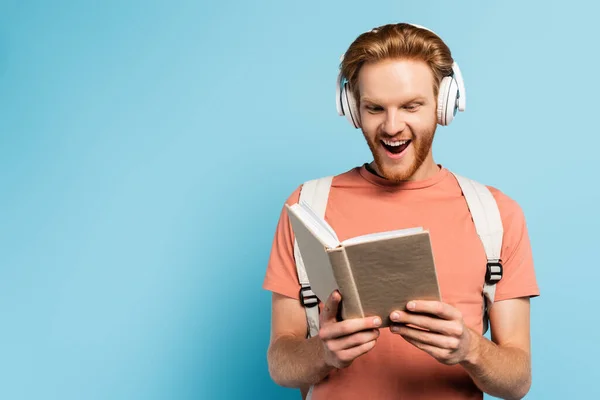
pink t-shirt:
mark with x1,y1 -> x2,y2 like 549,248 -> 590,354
263,164 -> 540,400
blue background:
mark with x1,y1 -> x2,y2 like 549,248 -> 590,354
0,0 -> 596,399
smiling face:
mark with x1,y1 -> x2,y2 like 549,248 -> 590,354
357,58 -> 440,182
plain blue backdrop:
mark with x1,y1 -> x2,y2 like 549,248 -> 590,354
0,0 -> 597,399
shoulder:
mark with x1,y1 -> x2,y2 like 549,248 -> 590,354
484,185 -> 531,258
448,170 -> 528,235
449,170 -> 525,220
283,184 -> 302,207
282,167 -> 362,206
478,183 -> 530,253
485,184 -> 527,225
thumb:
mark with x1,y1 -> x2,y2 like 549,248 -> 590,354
321,290 -> 341,324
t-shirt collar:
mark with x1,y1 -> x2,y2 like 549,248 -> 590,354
358,162 -> 449,190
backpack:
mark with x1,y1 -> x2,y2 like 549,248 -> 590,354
293,171 -> 503,341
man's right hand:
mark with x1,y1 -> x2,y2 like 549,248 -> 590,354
318,290 -> 382,369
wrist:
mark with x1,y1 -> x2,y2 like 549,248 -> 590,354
460,327 -> 482,367
312,335 -> 335,372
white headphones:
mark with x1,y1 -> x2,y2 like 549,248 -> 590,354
335,23 -> 466,129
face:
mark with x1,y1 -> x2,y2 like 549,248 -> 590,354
357,58 -> 438,182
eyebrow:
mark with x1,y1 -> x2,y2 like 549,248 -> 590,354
360,96 -> 427,105
360,97 -> 382,104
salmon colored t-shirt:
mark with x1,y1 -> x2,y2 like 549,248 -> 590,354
263,164 -> 540,400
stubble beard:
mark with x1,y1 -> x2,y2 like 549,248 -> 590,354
363,124 -> 437,183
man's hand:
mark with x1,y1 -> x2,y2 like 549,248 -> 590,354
318,290 -> 382,369
389,300 -> 477,365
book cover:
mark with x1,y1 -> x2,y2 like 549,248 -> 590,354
286,202 -> 441,328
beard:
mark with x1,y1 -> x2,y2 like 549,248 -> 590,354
363,123 -> 436,183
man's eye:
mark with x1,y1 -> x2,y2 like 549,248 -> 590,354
404,104 -> 421,111
366,106 -> 383,113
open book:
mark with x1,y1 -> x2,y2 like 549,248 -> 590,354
286,200 -> 441,327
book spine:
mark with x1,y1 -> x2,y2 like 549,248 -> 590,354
327,247 -> 365,320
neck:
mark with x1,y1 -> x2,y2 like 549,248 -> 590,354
369,153 -> 440,182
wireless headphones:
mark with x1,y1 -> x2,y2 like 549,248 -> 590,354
335,23 -> 466,129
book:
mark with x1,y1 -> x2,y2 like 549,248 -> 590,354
286,200 -> 441,328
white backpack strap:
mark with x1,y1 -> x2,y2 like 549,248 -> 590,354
293,176 -> 333,339
452,173 -> 504,333
293,176 -> 333,400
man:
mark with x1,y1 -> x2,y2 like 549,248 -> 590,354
263,23 -> 539,400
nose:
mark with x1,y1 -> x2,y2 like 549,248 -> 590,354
382,110 -> 406,136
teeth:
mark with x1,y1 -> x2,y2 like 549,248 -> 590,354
382,139 -> 408,147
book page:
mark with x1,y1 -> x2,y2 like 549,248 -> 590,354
342,227 -> 424,246
286,204 -> 341,302
294,200 -> 340,248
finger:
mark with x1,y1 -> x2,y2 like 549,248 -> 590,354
402,301 -> 461,321
337,339 -> 377,363
391,325 -> 460,350
390,311 -> 463,336
319,316 -> 382,340
402,336 -> 448,361
320,290 -> 342,323
328,329 -> 380,352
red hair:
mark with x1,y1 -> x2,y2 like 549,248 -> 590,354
341,23 -> 454,103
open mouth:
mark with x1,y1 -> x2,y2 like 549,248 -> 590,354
381,139 -> 411,155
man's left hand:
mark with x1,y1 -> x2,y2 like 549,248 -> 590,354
389,300 -> 479,366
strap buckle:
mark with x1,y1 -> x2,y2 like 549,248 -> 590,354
485,260 -> 503,284
299,285 -> 319,308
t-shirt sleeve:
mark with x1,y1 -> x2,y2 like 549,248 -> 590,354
262,186 -> 303,300
490,188 -> 540,302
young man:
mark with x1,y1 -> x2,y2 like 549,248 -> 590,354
263,23 -> 539,400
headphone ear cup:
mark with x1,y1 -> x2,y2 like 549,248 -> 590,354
437,77 -> 451,125
335,70 -> 344,116
341,83 -> 360,128
437,76 -> 458,126
346,86 -> 360,128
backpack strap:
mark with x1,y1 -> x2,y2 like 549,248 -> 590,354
451,173 -> 504,334
293,176 -> 334,339
293,176 -> 333,400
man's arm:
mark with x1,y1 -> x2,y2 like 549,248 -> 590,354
460,297 -> 532,399
267,290 -> 382,390
389,297 -> 532,400
266,293 -> 332,389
